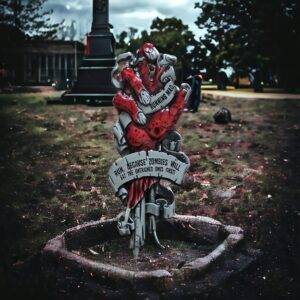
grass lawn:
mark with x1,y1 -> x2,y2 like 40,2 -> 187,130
202,85 -> 300,95
0,91 -> 299,298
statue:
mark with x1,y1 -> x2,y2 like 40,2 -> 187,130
108,43 -> 192,257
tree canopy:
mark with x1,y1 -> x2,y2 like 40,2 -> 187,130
116,17 -> 198,80
0,0 -> 61,40
194,0 -> 299,89
0,0 -> 62,79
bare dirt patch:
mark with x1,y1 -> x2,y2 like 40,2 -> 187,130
76,238 -> 212,272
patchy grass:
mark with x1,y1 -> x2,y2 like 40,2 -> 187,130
0,91 -> 299,298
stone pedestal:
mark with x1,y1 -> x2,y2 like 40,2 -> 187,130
38,214 -> 258,298
62,0 -> 116,105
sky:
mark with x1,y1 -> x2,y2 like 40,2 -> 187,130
45,0 -> 202,40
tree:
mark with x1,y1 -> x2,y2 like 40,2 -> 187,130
151,17 -> 199,79
116,31 -> 128,51
116,18 -> 198,80
0,0 -> 62,83
194,0 -> 299,90
0,0 -> 62,39
128,27 -> 138,40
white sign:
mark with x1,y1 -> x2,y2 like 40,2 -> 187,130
139,81 -> 177,115
108,150 -> 189,192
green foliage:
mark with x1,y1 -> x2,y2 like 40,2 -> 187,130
149,17 -> 196,72
116,17 -> 199,78
194,0 -> 298,88
116,31 -> 128,49
0,0 -> 62,77
0,0 -> 62,39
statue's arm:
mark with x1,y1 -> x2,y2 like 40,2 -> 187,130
113,92 -> 146,125
121,67 -> 151,106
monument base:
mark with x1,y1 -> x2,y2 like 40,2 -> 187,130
8,214 -> 260,299
62,32 -> 116,106
36,214 -> 259,298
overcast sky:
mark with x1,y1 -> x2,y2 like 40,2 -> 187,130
45,0 -> 202,39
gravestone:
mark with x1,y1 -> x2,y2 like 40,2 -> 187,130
62,0 -> 116,105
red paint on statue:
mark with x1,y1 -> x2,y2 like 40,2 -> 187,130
112,43 -> 188,208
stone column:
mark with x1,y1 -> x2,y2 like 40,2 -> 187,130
92,0 -> 109,33
64,54 -> 68,79
52,54 -> 56,79
70,56 -> 74,79
61,0 -> 116,104
86,0 -> 114,57
23,53 -> 27,83
38,54 -> 42,83
45,55 -> 49,79
27,54 -> 32,82
74,41 -> 78,79
58,54 -> 62,79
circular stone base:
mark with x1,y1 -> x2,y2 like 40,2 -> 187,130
76,238 -> 213,272
41,214 -> 250,293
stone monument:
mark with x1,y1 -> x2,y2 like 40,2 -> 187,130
41,43 -> 254,298
62,0 -> 116,105
108,44 -> 192,257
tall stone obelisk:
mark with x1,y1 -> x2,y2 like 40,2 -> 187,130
62,0 -> 116,105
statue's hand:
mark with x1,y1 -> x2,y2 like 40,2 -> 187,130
158,54 -> 177,67
117,187 -> 128,206
139,89 -> 151,106
180,83 -> 192,103
160,66 -> 176,84
136,111 -> 147,125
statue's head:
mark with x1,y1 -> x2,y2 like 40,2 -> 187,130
137,43 -> 160,63
111,52 -> 134,89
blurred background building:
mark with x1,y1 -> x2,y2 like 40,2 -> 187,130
22,40 -> 84,85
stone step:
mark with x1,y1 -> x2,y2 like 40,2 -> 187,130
81,57 -> 116,68
62,92 -> 114,106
